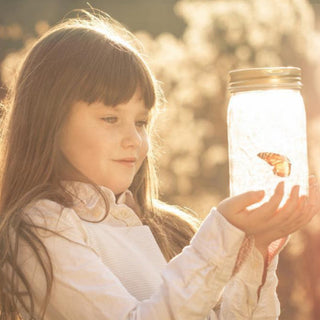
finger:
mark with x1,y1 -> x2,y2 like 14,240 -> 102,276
309,206 -> 319,220
267,195 -> 311,237
309,175 -> 318,186
302,176 -> 320,220
308,175 -> 319,206
291,195 -> 315,227
298,195 -> 308,216
279,185 -> 300,215
253,181 -> 284,215
217,190 -> 265,215
302,200 -> 319,222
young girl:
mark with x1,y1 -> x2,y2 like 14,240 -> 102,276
0,10 -> 319,320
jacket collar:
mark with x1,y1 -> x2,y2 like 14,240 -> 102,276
62,181 -> 143,226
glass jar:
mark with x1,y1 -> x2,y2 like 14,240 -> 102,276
227,67 -> 308,206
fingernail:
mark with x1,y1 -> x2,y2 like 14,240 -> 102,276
276,181 -> 285,192
293,185 -> 300,196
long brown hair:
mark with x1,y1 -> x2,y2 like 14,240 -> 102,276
0,10 -> 199,320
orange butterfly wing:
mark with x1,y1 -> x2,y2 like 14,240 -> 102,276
257,152 -> 291,177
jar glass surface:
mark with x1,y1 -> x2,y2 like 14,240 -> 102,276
227,88 -> 308,207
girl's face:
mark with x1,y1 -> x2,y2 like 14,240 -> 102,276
59,90 -> 150,195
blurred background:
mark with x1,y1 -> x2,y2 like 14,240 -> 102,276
1,0 -> 320,318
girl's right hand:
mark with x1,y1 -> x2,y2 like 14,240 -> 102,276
217,179 -> 318,241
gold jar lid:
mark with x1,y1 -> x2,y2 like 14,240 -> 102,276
228,67 -> 302,93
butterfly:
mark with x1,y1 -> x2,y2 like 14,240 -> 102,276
257,152 -> 291,177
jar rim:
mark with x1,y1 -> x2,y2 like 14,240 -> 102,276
228,67 -> 302,93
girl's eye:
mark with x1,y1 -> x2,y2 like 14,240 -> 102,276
102,116 -> 118,124
136,120 -> 148,128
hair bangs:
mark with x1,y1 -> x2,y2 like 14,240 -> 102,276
76,41 -> 156,109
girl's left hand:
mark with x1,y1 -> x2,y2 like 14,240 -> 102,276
254,175 -> 320,256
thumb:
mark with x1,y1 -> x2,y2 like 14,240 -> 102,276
217,190 -> 265,215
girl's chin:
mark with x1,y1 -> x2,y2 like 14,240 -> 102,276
106,182 -> 133,196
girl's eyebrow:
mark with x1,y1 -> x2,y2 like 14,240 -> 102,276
97,104 -> 150,117
138,109 -> 150,117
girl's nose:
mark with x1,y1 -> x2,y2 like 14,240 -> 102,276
121,124 -> 142,149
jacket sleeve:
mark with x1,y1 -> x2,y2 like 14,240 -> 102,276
214,242 -> 282,319
18,202 -> 250,320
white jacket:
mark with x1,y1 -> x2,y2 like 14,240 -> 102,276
18,181 -> 284,319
